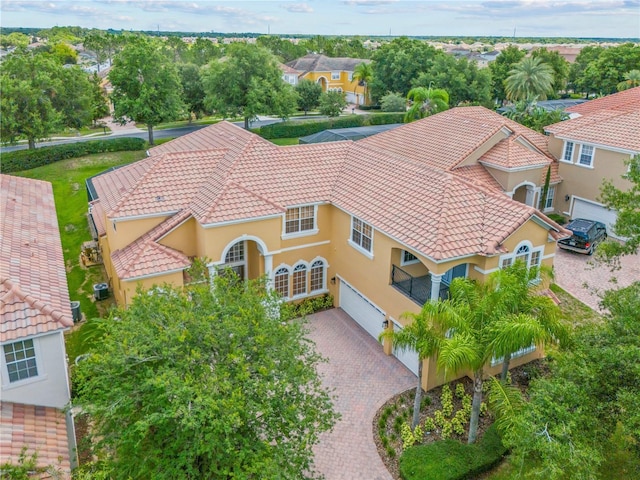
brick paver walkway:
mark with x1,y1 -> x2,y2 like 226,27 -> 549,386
307,308 -> 416,480
554,248 -> 640,311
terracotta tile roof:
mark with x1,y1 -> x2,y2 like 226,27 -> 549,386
279,62 -> 301,75
545,109 -> 640,152
0,402 -> 71,478
479,136 -> 551,170
359,107 -> 550,171
89,200 -> 106,237
286,54 -> 370,73
452,165 -> 504,191
111,211 -> 192,280
565,86 -> 640,115
1,175 -> 73,343
542,161 -> 562,185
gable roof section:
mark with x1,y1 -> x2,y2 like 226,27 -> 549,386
359,107 -> 550,171
1,175 -> 73,343
451,165 -> 504,191
479,136 -> 551,170
286,53 -> 370,73
565,86 -> 640,115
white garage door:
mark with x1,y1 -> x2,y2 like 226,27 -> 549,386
391,319 -> 419,376
572,198 -> 621,239
339,279 -> 385,341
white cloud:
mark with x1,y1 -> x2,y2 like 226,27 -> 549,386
280,2 -> 313,13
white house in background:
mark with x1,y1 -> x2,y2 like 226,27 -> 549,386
1,174 -> 77,476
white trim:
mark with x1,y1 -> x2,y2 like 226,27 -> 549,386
350,216 -> 374,258
202,214 -> 282,228
110,210 -> 181,222
348,239 -> 374,259
400,250 -> 420,266
270,240 -> 331,255
542,253 -> 555,260
480,161 -> 548,173
1,336 -> 46,388
281,204 -> 319,239
281,229 -> 319,240
273,264 -> 291,300
491,344 -> 536,367
219,235 -> 268,262
474,265 -> 499,275
561,140 -> 575,163
123,267 -> 187,282
309,257 -> 328,293
552,135 -> 639,156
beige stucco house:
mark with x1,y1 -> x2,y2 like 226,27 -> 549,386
89,106 -> 570,390
545,87 -> 640,237
1,175 -> 77,477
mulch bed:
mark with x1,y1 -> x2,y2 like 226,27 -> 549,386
373,360 -> 548,480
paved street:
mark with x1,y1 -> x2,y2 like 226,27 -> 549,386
306,308 -> 416,480
553,248 -> 640,311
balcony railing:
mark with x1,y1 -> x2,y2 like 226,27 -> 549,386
391,265 -> 449,305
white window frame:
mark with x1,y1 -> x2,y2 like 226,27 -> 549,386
400,250 -> 420,266
309,259 -> 326,293
491,344 -> 536,367
577,144 -> 595,168
3,338 -> 39,384
274,266 -> 290,299
331,71 -> 340,80
561,141 -> 574,163
540,184 -> 555,212
498,241 -> 543,278
349,216 -> 374,259
348,72 -> 353,81
222,241 -> 246,279
291,263 -> 308,298
282,205 -> 318,239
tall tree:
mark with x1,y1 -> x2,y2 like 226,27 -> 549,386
404,87 -> 449,122
569,45 -> 604,97
0,49 -> 62,148
295,79 -> 322,115
530,48 -> 570,98
617,69 -> 640,91
489,45 -> 525,104
203,43 -> 297,129
352,61 -> 373,105
51,66 -> 94,129
379,302 -> 453,429
505,56 -> 554,102
74,278 -> 338,479
256,36 -> 306,63
178,63 -> 207,121
109,36 -> 184,145
318,90 -> 347,117
379,91 -> 406,112
186,37 -> 221,66
587,43 -> 640,94
89,73 -> 110,125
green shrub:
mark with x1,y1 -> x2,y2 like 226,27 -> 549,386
399,425 -> 507,480
259,113 -> 403,139
548,213 -> 567,225
285,294 -> 334,318
386,446 -> 396,458
2,138 -> 146,173
358,104 -> 381,111
455,383 -> 466,399
367,112 -> 405,125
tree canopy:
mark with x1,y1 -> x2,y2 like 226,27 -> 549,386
489,45 -> 525,104
319,90 -> 347,117
203,42 -> 298,129
295,79 -> 322,115
505,56 -> 554,102
74,277 -> 338,479
404,87 -> 449,122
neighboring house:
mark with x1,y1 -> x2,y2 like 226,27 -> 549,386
0,175 -> 77,476
545,87 -> 640,238
88,106 -> 569,391
279,62 -> 301,87
286,53 -> 370,105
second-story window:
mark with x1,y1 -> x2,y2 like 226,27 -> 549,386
351,217 -> 373,253
578,144 -> 594,167
331,71 -> 340,80
562,141 -> 574,162
285,206 -> 315,234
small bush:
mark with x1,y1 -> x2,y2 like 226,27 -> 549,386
2,137 -> 146,173
367,112 -> 405,126
455,383 -> 466,399
386,446 -> 396,458
285,294 -> 334,318
399,425 -> 507,480
548,213 -> 567,225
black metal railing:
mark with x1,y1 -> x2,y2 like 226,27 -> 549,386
391,265 -> 448,305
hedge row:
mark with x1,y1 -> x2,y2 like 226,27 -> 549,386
399,425 -> 507,480
259,113 -> 405,139
2,138 -> 147,173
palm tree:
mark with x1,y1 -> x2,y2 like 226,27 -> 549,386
617,69 -> 640,91
352,62 -> 373,106
505,56 -> 554,102
379,301 -> 455,429
404,87 -> 449,122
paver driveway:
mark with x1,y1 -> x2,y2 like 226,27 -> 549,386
307,308 -> 416,480
553,248 -> 640,311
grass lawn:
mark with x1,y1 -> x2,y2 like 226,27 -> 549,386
550,283 -> 603,327
13,150 -> 146,324
269,137 -> 299,146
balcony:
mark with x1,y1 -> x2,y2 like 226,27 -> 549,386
391,264 -> 449,305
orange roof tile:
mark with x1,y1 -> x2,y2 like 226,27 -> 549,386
1,175 -> 73,343
479,136 -> 551,170
89,200 -> 106,237
565,86 -> 640,115
0,402 -> 71,478
452,165 -> 504,191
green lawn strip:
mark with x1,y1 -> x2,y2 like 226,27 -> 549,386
399,425 -> 507,480
268,137 -> 299,146
14,150 -> 146,326
550,283 -> 603,327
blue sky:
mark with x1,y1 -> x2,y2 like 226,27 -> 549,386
2,1 -> 639,38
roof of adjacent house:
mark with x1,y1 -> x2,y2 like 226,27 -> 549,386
0,402 -> 71,478
278,62 -> 301,75
92,107 -> 568,278
286,54 -> 370,74
1,175 -> 73,343
546,88 -> 640,152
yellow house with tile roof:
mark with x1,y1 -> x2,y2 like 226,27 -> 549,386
89,107 -> 570,390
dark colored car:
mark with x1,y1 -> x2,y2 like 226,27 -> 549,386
558,218 -> 607,255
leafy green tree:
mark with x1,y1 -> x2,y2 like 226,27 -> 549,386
352,61 -> 373,105
489,45 -> 525,104
569,45 -> 604,97
89,73 -> 110,124
414,55 -> 493,107
0,32 -> 30,50
503,101 -> 569,133
505,56 -> 554,102
110,36 -> 184,144
51,66 -> 96,129
530,48 -> 570,98
370,37 -> 441,101
74,278 -> 338,479
0,49 -> 62,148
598,154 -> 640,262
178,63 -> 207,121
83,31 -> 111,69
164,36 -> 188,63
185,37 -> 221,66
50,42 -> 78,64
617,69 -> 640,91
295,79 -> 322,115
379,302 -> 452,429
0,448 -> 64,480
318,90 -> 347,117
587,43 -> 640,94
203,43 -> 297,129
256,35 -> 306,63
379,91 -> 406,112
404,87 -> 449,122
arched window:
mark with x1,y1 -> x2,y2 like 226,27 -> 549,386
223,241 -> 245,278
310,260 -> 325,292
515,244 -> 530,266
274,267 -> 290,298
292,264 -> 307,296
